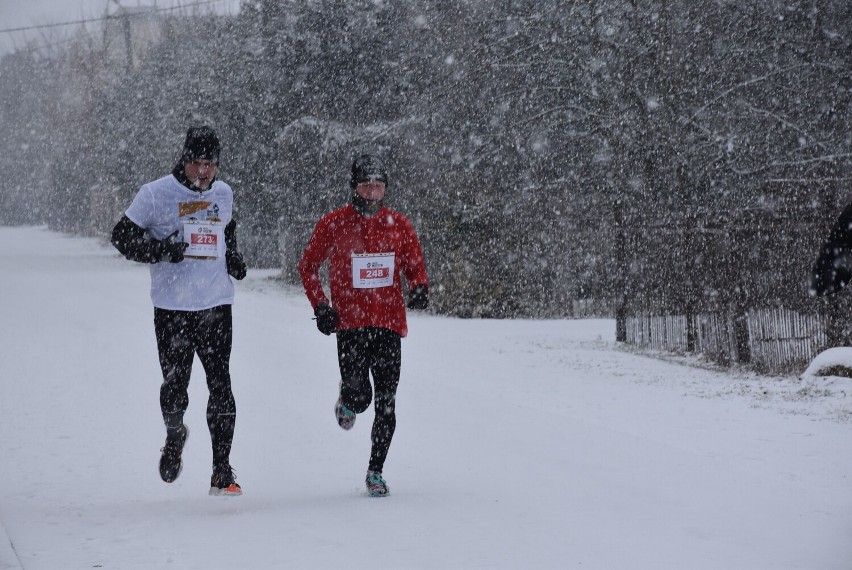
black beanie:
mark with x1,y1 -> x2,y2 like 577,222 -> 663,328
180,126 -> 220,164
350,154 -> 388,189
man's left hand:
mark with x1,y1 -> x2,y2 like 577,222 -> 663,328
227,251 -> 247,280
407,284 -> 429,310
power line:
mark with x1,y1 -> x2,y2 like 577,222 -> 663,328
0,0 -> 235,35
0,16 -> 109,34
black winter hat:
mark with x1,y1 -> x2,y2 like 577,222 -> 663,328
180,126 -> 220,164
350,154 -> 388,189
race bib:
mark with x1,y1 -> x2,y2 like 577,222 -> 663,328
352,252 -> 395,288
183,221 -> 225,259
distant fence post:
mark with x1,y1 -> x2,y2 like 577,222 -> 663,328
684,210 -> 697,352
616,306 -> 627,341
614,200 -> 627,342
686,313 -> 696,352
729,224 -> 751,364
732,310 -> 751,364
825,294 -> 846,347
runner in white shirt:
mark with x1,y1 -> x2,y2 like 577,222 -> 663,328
111,126 -> 246,496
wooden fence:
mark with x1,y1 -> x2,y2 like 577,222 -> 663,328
746,308 -> 827,373
695,313 -> 738,365
625,307 -> 828,374
625,314 -> 689,353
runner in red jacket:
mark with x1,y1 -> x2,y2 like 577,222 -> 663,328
298,154 -> 429,497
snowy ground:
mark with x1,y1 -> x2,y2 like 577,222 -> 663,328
0,225 -> 850,570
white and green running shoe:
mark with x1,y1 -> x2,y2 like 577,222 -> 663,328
335,398 -> 356,430
366,471 -> 389,497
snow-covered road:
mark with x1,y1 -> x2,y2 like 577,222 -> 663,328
0,226 -> 850,569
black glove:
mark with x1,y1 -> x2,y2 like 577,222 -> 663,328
314,303 -> 340,335
111,216 -> 186,264
226,251 -> 247,280
407,284 -> 429,310
153,230 -> 188,263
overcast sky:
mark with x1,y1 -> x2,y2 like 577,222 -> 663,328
0,0 -> 241,56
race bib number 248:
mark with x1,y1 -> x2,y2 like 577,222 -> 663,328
352,252 -> 395,288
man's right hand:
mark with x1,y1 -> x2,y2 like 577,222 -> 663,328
155,230 -> 188,263
314,303 -> 340,335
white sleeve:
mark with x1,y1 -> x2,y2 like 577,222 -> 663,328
125,185 -> 155,229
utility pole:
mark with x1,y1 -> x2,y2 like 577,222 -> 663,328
108,0 -> 134,203
111,0 -> 133,72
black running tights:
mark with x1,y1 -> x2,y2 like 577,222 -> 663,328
154,305 -> 236,466
336,327 -> 401,473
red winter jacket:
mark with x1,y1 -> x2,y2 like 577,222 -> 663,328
298,204 -> 428,337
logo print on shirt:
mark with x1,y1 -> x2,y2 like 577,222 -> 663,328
179,201 -> 212,217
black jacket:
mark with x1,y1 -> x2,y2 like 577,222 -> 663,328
811,203 -> 852,296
